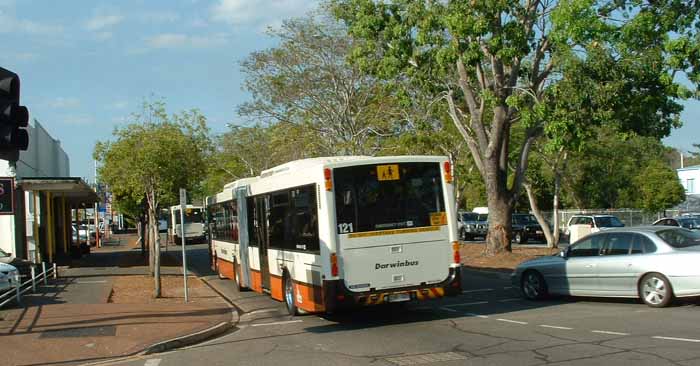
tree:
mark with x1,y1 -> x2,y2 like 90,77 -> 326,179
94,101 -> 210,297
239,12 -> 401,155
333,0 -> 699,254
634,160 -> 686,213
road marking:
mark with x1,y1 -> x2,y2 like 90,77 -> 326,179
248,308 -> 281,315
440,307 -> 459,313
445,301 -> 489,307
652,336 -> 700,343
592,330 -> 630,336
462,288 -> 494,293
76,280 -> 108,284
503,286 -> 513,290
251,320 -> 303,327
498,298 -> 521,302
497,318 -> 528,325
465,312 -> 489,319
144,359 -> 162,366
539,325 -> 573,330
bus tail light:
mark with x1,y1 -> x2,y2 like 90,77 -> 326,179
452,241 -> 461,264
330,252 -> 338,276
444,161 -> 453,183
324,168 -> 333,191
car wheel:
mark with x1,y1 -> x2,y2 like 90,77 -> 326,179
639,272 -> 673,308
284,273 -> 299,315
515,232 -> 527,244
521,270 -> 548,300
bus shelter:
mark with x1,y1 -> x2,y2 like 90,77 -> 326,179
16,177 -> 99,264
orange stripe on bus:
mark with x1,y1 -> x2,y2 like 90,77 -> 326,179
216,258 -> 234,280
293,281 -> 325,313
249,269 -> 263,293
269,274 -> 284,301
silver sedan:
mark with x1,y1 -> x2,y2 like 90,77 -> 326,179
511,226 -> 700,307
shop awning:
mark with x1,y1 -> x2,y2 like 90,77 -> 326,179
17,177 -> 100,206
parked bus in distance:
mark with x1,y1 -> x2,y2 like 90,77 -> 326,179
206,156 -> 462,315
169,204 -> 206,244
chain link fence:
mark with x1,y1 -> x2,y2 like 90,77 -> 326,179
542,209 -> 682,231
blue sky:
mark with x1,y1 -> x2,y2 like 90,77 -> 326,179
2,0 -> 698,181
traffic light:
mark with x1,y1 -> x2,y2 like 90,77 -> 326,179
0,67 -> 29,162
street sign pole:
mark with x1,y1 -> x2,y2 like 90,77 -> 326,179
179,188 -> 189,303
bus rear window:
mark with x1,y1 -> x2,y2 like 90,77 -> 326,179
175,208 -> 204,224
333,162 -> 446,233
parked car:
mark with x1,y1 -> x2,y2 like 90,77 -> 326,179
0,247 -> 35,280
512,213 -> 546,244
653,217 -> 700,230
457,212 -> 488,240
565,214 -> 624,243
0,262 -> 19,293
512,226 -> 700,307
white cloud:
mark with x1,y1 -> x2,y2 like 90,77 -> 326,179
0,10 -> 63,35
145,33 -> 228,49
48,97 -> 81,109
62,115 -> 95,126
138,11 -> 180,23
85,14 -> 124,31
210,0 -> 317,27
108,101 -> 128,110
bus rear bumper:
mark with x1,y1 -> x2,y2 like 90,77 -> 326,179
323,266 -> 461,312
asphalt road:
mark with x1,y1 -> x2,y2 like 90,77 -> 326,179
107,244 -> 700,366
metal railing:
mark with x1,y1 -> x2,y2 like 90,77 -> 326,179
0,262 -> 57,309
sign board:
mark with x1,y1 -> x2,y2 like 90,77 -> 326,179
0,177 -> 15,215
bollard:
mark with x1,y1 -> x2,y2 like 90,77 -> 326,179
53,263 -> 57,279
31,265 -> 36,293
42,262 -> 47,285
14,273 -> 21,304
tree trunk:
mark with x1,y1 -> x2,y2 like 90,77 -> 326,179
485,189 -> 513,255
137,220 -> 144,255
552,169 -> 562,247
147,197 -> 162,298
524,182 -> 555,248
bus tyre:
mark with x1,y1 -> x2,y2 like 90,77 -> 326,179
284,273 -> 299,316
233,259 -> 245,292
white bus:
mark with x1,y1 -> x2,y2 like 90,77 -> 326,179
206,156 -> 462,315
169,204 -> 206,244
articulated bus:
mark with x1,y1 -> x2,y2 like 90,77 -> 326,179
206,156 -> 462,315
169,205 -> 206,244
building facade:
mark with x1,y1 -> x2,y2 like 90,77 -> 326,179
677,165 -> 700,213
1,119 -> 96,263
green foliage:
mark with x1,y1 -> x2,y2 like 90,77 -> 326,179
562,128 -> 674,209
238,11 -> 401,155
94,100 -> 210,210
634,160 -> 686,213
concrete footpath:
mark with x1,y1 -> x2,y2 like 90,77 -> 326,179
0,235 -> 237,366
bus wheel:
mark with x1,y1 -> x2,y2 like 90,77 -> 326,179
284,273 -> 299,316
233,259 -> 245,291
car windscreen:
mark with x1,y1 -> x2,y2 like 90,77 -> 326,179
657,228 -> 700,248
594,216 -> 625,227
175,208 -> 204,224
334,162 -> 446,233
678,218 -> 700,229
461,213 -> 478,221
477,214 -> 488,222
513,214 -> 536,224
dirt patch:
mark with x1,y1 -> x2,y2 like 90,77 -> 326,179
109,275 -> 225,305
460,243 -> 559,272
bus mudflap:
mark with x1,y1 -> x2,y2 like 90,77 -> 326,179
323,266 -> 461,310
